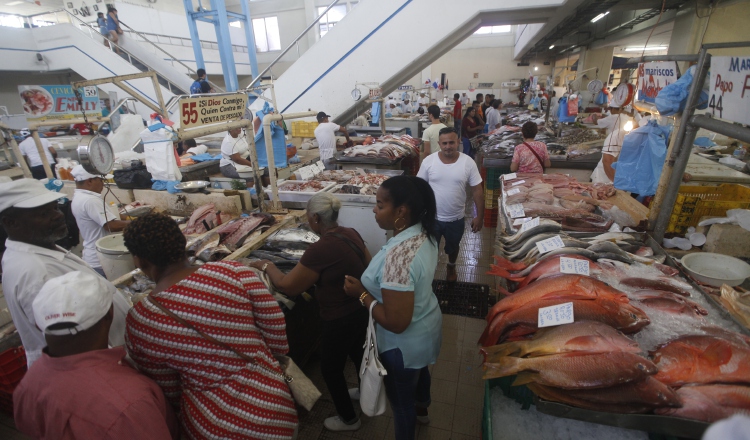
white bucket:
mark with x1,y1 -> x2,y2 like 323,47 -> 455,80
95,233 -> 135,281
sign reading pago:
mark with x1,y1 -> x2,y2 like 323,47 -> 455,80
179,93 -> 248,131
708,56 -> 750,125
637,62 -> 678,103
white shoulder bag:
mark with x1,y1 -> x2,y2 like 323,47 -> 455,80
359,300 -> 388,417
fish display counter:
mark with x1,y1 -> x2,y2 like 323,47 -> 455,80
480,199 -> 750,438
333,134 -> 422,173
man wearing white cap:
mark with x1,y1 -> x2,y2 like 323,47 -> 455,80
13,272 -> 180,439
590,105 -> 634,184
418,92 -> 429,109
70,165 -> 129,277
0,179 -> 129,367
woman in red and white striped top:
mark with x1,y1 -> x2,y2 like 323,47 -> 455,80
122,213 -> 298,439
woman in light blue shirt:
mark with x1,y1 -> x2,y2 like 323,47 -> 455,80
344,175 -> 442,440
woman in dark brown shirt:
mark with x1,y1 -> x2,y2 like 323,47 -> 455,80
248,192 -> 370,433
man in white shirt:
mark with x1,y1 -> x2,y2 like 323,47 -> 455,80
400,99 -> 414,114
417,92 -> 429,109
314,112 -> 350,170
460,93 -> 471,107
386,103 -> 401,116
590,106 -> 634,184
485,100 -> 502,131
421,105 -> 447,159
18,132 -> 57,180
417,127 -> 484,282
70,166 -> 130,277
0,179 -> 129,367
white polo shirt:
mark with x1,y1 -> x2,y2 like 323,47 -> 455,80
1,240 -> 129,367
71,189 -> 120,268
18,137 -> 54,168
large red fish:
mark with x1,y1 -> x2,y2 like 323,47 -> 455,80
630,290 -> 708,317
655,384 -> 750,422
489,255 -> 600,289
652,335 -> 750,386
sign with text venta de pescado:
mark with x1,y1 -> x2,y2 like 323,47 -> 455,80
19,85 -> 101,121
179,94 -> 248,131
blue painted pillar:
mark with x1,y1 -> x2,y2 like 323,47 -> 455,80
182,0 -> 205,76
239,0 -> 259,80
209,0 -> 239,92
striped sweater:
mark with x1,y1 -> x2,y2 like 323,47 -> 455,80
125,261 -> 298,439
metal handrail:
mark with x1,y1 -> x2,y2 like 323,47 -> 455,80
121,29 -> 248,54
116,20 -> 225,93
245,0 -> 342,90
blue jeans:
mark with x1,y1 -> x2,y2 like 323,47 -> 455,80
380,348 -> 431,440
435,218 -> 465,256
454,118 -> 461,137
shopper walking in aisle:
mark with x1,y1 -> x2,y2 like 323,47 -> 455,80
461,107 -> 481,156
70,165 -> 130,277
315,111 -> 351,170
123,213 -> 298,440
343,176 -> 442,440
511,121 -> 551,174
13,271 -> 180,440
0,179 -> 129,367
485,99 -> 502,131
17,131 -> 57,179
249,192 -> 369,433
421,105 -> 447,158
452,93 -> 462,136
417,127 -> 484,282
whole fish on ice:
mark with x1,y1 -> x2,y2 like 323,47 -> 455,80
655,384 -> 750,422
651,335 -> 750,386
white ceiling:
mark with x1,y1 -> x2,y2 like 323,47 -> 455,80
607,22 -> 674,56
0,0 -> 64,16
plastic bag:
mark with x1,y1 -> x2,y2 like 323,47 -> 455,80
594,90 -> 608,106
254,102 -> 288,169
567,95 -> 579,116
612,120 -> 670,196
140,126 -> 182,182
557,97 -> 576,123
655,65 -> 709,116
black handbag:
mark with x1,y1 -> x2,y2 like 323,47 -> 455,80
113,161 -> 152,189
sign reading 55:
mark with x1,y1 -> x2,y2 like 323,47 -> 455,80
182,102 -> 198,124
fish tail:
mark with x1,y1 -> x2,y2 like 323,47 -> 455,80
492,255 -> 527,271
483,342 -> 523,362
483,357 -> 525,380
487,265 -> 513,278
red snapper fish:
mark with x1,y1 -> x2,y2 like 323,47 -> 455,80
655,384 -> 750,422
651,335 -> 750,386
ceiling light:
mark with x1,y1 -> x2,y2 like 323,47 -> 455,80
591,12 -> 609,23
534,66 -> 538,71
549,45 -> 555,49
624,46 -> 668,51
5,1 -> 24,5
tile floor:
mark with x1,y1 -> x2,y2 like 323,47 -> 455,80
0,211 -> 495,440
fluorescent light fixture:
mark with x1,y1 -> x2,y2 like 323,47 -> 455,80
534,66 -> 538,71
624,46 -> 668,51
5,1 -> 24,5
549,45 -> 555,49
591,12 -> 609,22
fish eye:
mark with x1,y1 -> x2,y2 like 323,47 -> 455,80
636,363 -> 646,371
630,313 -> 637,319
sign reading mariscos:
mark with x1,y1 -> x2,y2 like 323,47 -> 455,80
18,85 -> 101,121
179,93 -> 248,131
708,56 -> 750,125
637,62 -> 678,103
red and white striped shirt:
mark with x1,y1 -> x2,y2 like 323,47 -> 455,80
125,261 -> 298,439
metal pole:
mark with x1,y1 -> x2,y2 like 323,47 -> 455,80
625,55 -> 700,64
30,130 -> 54,179
651,47 -> 711,242
691,115 -> 750,144
210,0 -> 239,92
0,125 -> 32,178
647,116 -> 681,229
239,0 -> 259,79
183,0 -> 206,76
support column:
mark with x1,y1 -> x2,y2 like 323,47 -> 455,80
210,0 -> 239,92
183,0 -> 205,75
239,0 -> 259,80
580,46 -> 614,106
668,6 -> 708,74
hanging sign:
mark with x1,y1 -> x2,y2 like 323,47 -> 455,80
369,88 -> 382,99
19,85 -> 101,121
637,62 -> 678,103
708,56 -> 750,125
398,85 -> 414,90
178,93 -> 248,131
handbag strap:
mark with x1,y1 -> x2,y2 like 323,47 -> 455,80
329,232 -> 367,266
365,299 -> 379,353
522,142 -> 546,171
147,295 -> 293,383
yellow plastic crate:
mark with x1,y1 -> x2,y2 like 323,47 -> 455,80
667,184 -> 750,235
484,187 -> 501,209
291,121 -> 318,138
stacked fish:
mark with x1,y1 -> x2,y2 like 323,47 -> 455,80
185,213 -> 276,263
183,204 -> 233,235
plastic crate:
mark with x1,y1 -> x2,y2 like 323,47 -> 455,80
0,346 -> 26,386
484,209 -> 498,228
291,121 -> 318,138
667,184 -> 750,235
485,168 -> 504,190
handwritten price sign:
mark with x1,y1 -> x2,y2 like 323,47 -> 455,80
503,173 -> 517,181
506,188 -> 521,196
507,203 -> 526,218
535,235 -> 565,254
559,257 -> 590,276
513,217 -> 532,226
708,56 -> 750,125
520,217 -> 540,232
538,302 -> 574,328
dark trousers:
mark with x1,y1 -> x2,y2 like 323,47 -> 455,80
319,307 -> 369,422
380,348 -> 432,440
30,165 -> 57,180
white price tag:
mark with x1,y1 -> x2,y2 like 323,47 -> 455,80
503,173 -> 517,180
511,180 -> 526,186
506,188 -> 521,196
513,217 -> 532,226
315,162 -> 325,173
356,167 -> 367,176
520,217 -> 540,232
303,231 -> 320,243
299,167 -> 314,180
538,302 -> 574,328
559,257 -> 590,276
536,235 -> 565,254
507,204 -> 526,219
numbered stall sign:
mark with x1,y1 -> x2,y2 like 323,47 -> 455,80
708,56 -> 750,125
559,257 -> 590,276
179,93 -> 248,132
538,302 -> 575,328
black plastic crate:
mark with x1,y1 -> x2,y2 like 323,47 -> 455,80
432,281 -> 494,318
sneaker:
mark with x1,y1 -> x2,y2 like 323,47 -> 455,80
348,388 -> 360,400
446,264 -> 458,282
324,416 -> 361,431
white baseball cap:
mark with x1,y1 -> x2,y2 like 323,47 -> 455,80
70,165 -> 100,182
33,271 -> 114,335
0,179 -> 65,213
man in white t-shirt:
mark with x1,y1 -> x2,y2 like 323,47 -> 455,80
485,100 -> 502,131
18,133 -> 57,180
460,93 -> 471,107
417,127 -> 484,282
400,99 -> 414,114
314,112 -> 350,170
418,92 -> 429,109
70,166 -> 130,277
590,106 -> 633,184
421,105 -> 447,159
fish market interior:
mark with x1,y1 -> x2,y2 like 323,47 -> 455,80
1,0 -> 750,439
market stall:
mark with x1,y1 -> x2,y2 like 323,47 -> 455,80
333,133 -> 422,173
